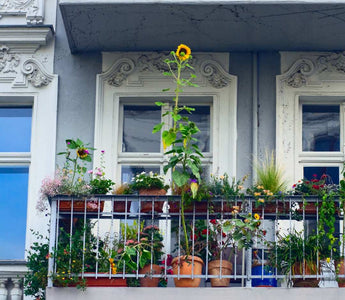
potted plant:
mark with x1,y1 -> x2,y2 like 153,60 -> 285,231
248,151 -> 287,213
88,150 -> 114,195
112,183 -> 134,213
208,173 -> 246,213
269,229 -> 320,287
196,212 -> 263,287
138,225 -> 165,287
152,44 -> 205,287
131,171 -> 169,213
38,138 -> 105,213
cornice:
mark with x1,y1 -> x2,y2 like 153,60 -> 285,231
0,26 -> 53,53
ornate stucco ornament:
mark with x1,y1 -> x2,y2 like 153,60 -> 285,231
0,0 -> 43,24
318,51 -> 345,74
107,58 -> 135,87
0,45 -> 20,73
200,60 -> 232,89
283,58 -> 315,88
22,59 -> 54,87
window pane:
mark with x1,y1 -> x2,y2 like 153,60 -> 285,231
180,106 -> 210,152
0,167 -> 28,259
123,105 -> 160,153
0,107 -> 32,152
121,165 -> 161,183
302,105 -> 340,152
303,166 -> 339,184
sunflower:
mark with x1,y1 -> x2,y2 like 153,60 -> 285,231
254,213 -> 260,220
76,147 -> 89,159
176,44 -> 191,61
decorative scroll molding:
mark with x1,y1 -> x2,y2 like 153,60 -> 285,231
22,58 -> 53,87
107,58 -> 135,87
105,54 -> 231,89
0,45 -> 20,73
200,60 -> 232,89
318,52 -> 345,74
0,0 -> 44,24
281,58 -> 315,88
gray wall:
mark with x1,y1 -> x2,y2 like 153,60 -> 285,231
54,7 -> 102,158
231,52 -> 280,184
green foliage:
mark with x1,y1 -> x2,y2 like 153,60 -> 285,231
130,171 -> 168,191
24,231 -> 49,300
269,230 -> 320,276
208,173 -> 246,200
254,151 -> 287,194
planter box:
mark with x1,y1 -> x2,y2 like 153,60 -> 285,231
58,198 -> 104,213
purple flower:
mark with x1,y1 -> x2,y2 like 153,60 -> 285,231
101,150 -> 105,154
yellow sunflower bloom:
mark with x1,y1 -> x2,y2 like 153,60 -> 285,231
76,147 -> 89,159
254,213 -> 260,220
176,44 -> 191,61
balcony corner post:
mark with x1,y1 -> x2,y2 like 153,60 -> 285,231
0,278 -> 8,300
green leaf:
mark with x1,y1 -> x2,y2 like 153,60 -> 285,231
155,101 -> 166,106
172,170 -> 189,187
66,139 -> 78,149
172,114 -> 181,122
161,88 -> 170,92
162,130 -> 176,148
152,122 -> 164,133
163,72 -> 171,76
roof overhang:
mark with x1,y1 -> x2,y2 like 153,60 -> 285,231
59,0 -> 345,53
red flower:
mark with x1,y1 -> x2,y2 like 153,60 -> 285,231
222,232 -> 226,238
312,185 -> 320,190
292,184 -> 296,188
321,174 -> 327,179
201,229 -> 208,235
263,230 -> 267,236
210,219 -> 217,225
312,174 -> 317,178
190,234 -> 197,240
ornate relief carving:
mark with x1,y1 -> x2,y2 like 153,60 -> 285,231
137,53 -> 172,73
282,58 -> 315,88
318,52 -> 345,74
107,58 -> 135,87
200,60 -> 232,89
0,45 -> 20,73
22,58 -> 53,87
105,54 -> 231,89
0,0 -> 43,24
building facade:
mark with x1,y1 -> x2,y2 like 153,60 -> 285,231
3,0 -> 345,298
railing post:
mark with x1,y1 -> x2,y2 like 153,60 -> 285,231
48,198 -> 57,287
10,278 -> 22,300
245,248 -> 252,287
0,279 -> 7,300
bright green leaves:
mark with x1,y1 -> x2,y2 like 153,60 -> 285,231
152,122 -> 164,134
172,170 -> 190,187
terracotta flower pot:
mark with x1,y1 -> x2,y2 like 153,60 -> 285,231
59,198 -> 104,212
168,201 -> 208,214
113,199 -> 131,213
139,264 -> 162,287
292,261 -> 320,287
208,260 -> 232,287
139,188 -> 166,213
171,255 -> 204,287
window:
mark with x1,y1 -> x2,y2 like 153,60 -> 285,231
299,100 -> 343,184
118,97 -> 212,183
0,106 -> 32,259
95,52 -> 237,192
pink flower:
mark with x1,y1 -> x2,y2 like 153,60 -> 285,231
96,171 -> 103,176
88,170 -> 93,174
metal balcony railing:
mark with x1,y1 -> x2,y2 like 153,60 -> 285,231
47,195 -> 345,288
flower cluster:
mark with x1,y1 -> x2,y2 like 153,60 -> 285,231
131,171 -> 168,191
292,174 -> 327,195
208,173 -> 246,199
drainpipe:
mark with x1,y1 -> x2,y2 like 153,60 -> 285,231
252,52 -> 259,183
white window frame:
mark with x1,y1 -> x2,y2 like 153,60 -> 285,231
117,98 -> 213,183
0,89 -> 58,257
276,52 -> 345,185
94,52 -> 237,185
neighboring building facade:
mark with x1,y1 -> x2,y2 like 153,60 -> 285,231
3,0 -> 345,298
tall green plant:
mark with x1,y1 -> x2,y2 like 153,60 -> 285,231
152,44 -> 202,256
254,150 -> 287,194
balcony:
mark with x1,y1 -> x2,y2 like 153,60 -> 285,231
0,260 -> 26,300
46,195 -> 345,299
